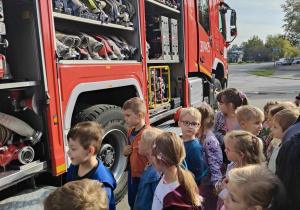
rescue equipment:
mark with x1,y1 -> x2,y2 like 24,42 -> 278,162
148,66 -> 171,108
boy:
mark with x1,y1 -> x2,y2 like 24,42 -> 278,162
178,107 -> 208,185
135,128 -> 163,210
236,105 -> 264,136
236,105 -> 267,157
268,109 -> 298,172
122,97 -> 150,209
44,179 -> 108,210
66,121 -> 117,210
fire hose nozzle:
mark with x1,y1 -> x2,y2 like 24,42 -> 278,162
18,146 -> 35,165
28,131 -> 42,146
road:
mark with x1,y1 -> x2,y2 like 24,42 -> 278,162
117,62 -> 300,209
227,62 -> 300,110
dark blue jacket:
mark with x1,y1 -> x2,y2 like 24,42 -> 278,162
135,164 -> 160,210
183,139 -> 208,185
66,157 -> 117,210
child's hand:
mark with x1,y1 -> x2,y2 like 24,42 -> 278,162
123,145 -> 133,156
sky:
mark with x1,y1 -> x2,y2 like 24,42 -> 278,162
225,0 -> 286,46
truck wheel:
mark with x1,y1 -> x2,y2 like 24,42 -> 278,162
72,104 -> 128,203
213,79 -> 222,109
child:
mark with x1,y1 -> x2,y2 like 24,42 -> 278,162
224,164 -> 285,210
236,105 -> 264,136
44,179 -> 108,210
151,132 -> 202,209
268,109 -> 298,173
262,101 -> 278,141
236,105 -> 267,157
178,107 -> 208,185
267,102 -> 299,158
135,128 -> 163,210
66,121 -> 117,210
197,105 -> 223,210
122,97 -> 150,209
217,130 -> 265,209
213,88 -> 249,163
224,130 -> 265,174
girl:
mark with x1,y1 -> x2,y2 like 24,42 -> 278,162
224,130 -> 265,175
151,132 -> 202,210
213,88 -> 249,164
197,105 -> 223,210
224,164 -> 285,210
217,130 -> 265,209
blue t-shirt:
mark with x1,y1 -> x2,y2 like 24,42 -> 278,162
183,139 -> 208,185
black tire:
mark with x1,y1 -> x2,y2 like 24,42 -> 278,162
72,104 -> 128,203
213,79 -> 222,109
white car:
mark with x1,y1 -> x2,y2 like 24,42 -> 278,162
276,58 -> 293,65
293,58 -> 300,64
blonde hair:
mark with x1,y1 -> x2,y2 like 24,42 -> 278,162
122,97 -> 147,116
141,128 -> 163,150
67,121 -> 104,155
224,130 -> 265,166
44,179 -> 108,210
179,107 -> 201,121
273,109 -> 298,132
236,105 -> 264,123
151,132 -> 201,206
196,105 -> 215,143
228,164 -> 285,210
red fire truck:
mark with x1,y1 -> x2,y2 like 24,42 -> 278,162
0,0 -> 237,201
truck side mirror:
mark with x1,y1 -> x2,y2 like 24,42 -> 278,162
230,10 -> 237,37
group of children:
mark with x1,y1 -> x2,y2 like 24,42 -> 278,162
43,87 -> 300,210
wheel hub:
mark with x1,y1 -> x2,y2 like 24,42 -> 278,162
99,144 -> 115,169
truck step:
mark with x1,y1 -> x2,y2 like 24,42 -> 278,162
156,119 -> 182,136
0,161 -> 47,191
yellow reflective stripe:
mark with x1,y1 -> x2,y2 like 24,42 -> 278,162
195,63 -> 212,78
56,163 -> 66,174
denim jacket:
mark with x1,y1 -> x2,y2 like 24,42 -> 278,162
135,164 -> 160,210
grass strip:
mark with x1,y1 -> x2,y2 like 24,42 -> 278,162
248,69 -> 275,76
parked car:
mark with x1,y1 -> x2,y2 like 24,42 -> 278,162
293,57 -> 300,64
276,58 -> 293,65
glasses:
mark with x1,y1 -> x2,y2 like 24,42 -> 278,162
180,120 -> 200,128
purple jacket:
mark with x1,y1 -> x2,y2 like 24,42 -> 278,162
200,131 -> 223,186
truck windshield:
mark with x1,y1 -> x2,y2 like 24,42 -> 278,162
219,10 -> 226,40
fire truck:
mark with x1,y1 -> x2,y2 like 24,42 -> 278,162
0,0 -> 237,202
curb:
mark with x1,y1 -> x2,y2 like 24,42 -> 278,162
268,76 -> 300,80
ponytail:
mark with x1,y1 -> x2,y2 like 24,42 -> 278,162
176,165 -> 201,206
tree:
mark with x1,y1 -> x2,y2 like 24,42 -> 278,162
248,46 -> 272,62
282,0 -> 300,45
242,35 -> 264,61
265,34 -> 300,60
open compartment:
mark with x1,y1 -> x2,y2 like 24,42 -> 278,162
52,0 -> 142,62
0,0 -> 49,188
